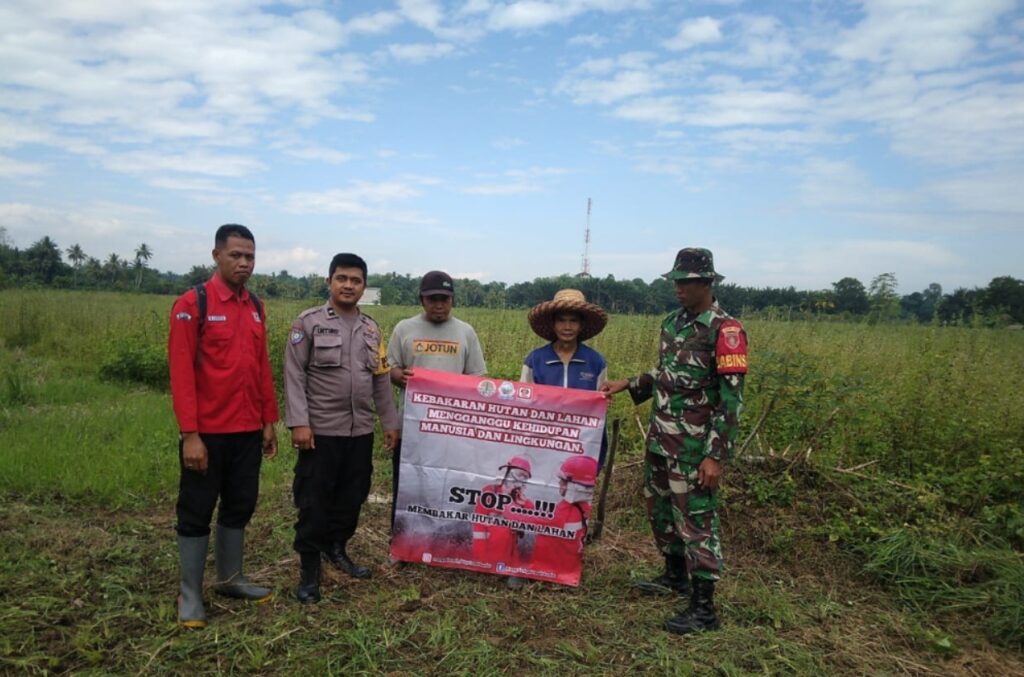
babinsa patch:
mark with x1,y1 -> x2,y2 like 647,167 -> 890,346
715,320 -> 748,375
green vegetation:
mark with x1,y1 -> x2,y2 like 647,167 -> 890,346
1,289 -> 1022,674
4,228 -> 1024,322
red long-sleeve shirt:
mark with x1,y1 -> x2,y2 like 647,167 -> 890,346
168,274 -> 279,434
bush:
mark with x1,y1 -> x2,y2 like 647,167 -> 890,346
98,313 -> 167,387
861,526 -> 1024,647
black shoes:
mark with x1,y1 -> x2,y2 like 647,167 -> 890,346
295,552 -> 321,604
634,554 -> 691,597
665,577 -> 720,635
323,542 -> 371,579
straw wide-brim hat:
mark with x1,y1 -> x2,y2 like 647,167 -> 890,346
527,289 -> 608,342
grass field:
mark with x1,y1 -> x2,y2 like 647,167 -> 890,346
1,289 -> 1022,674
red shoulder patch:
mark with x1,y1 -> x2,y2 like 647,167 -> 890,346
716,319 -> 748,374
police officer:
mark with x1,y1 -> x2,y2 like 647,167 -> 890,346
603,248 -> 747,635
284,253 -> 399,603
168,224 -> 279,629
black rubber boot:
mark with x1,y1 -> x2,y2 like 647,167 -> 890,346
212,526 -> 272,602
634,554 -> 690,596
323,542 -> 371,579
665,577 -> 720,635
295,552 -> 321,604
177,534 -> 209,629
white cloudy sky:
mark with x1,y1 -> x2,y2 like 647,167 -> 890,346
2,0 -> 1022,292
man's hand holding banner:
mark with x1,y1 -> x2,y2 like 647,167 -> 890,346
390,368 -> 609,586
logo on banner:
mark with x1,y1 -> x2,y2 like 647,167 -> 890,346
477,380 -> 496,397
517,386 -> 533,400
498,381 -> 515,400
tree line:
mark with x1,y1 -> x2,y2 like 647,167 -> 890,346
2,230 -> 1022,325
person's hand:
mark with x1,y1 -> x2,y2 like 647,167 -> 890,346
600,379 -> 629,398
383,429 -> 399,451
182,432 -> 208,473
390,367 -> 414,387
262,422 -> 278,460
291,425 -> 314,451
697,457 -> 722,490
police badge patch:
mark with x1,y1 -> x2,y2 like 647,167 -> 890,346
290,329 -> 305,345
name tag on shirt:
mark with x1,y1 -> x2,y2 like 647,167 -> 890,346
207,315 -> 227,322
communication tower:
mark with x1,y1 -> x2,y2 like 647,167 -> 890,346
579,198 -> 592,278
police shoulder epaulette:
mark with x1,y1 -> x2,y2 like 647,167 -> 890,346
298,306 -> 321,319
360,311 -> 379,327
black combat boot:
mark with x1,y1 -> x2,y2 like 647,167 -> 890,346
665,577 -> 720,635
295,552 -> 321,604
634,554 -> 690,596
323,542 -> 371,579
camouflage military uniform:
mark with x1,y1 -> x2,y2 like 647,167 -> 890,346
629,278 -> 747,582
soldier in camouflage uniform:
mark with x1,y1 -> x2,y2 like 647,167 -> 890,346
603,247 -> 747,635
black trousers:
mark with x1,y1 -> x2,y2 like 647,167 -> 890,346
390,439 -> 403,530
293,434 -> 374,555
176,431 -> 262,538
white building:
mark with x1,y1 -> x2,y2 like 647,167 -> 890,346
363,287 -> 382,305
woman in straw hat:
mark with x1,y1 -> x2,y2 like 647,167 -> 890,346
521,288 -> 610,469
508,289 -> 609,591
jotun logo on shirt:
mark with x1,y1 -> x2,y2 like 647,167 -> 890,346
413,340 -> 460,355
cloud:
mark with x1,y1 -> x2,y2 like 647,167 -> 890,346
834,0 -> 1016,71
568,33 -> 607,48
663,17 -> 722,51
387,42 -> 456,63
492,136 -> 525,150
284,177 -> 440,225
459,166 -> 569,194
0,200 -> 193,269
486,0 -> 650,31
556,52 -> 674,107
103,150 -> 266,178
399,0 -> 445,31
928,171 -> 1024,216
450,270 -> 491,280
258,246 -> 323,272
280,146 -> 354,164
0,154 -> 46,177
0,2 -> 377,182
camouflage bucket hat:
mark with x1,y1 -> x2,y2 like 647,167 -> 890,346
662,247 -> 724,283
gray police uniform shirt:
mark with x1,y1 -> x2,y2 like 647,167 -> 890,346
284,303 -> 399,436
387,313 -> 487,416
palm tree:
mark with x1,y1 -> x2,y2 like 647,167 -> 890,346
67,244 -> 85,286
134,243 -> 152,289
84,256 -> 102,288
105,253 -> 122,286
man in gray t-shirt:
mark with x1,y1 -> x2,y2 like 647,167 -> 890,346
387,270 -> 487,532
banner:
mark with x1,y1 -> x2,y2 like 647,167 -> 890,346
390,368 -> 608,586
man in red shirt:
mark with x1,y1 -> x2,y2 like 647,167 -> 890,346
168,224 -> 279,629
